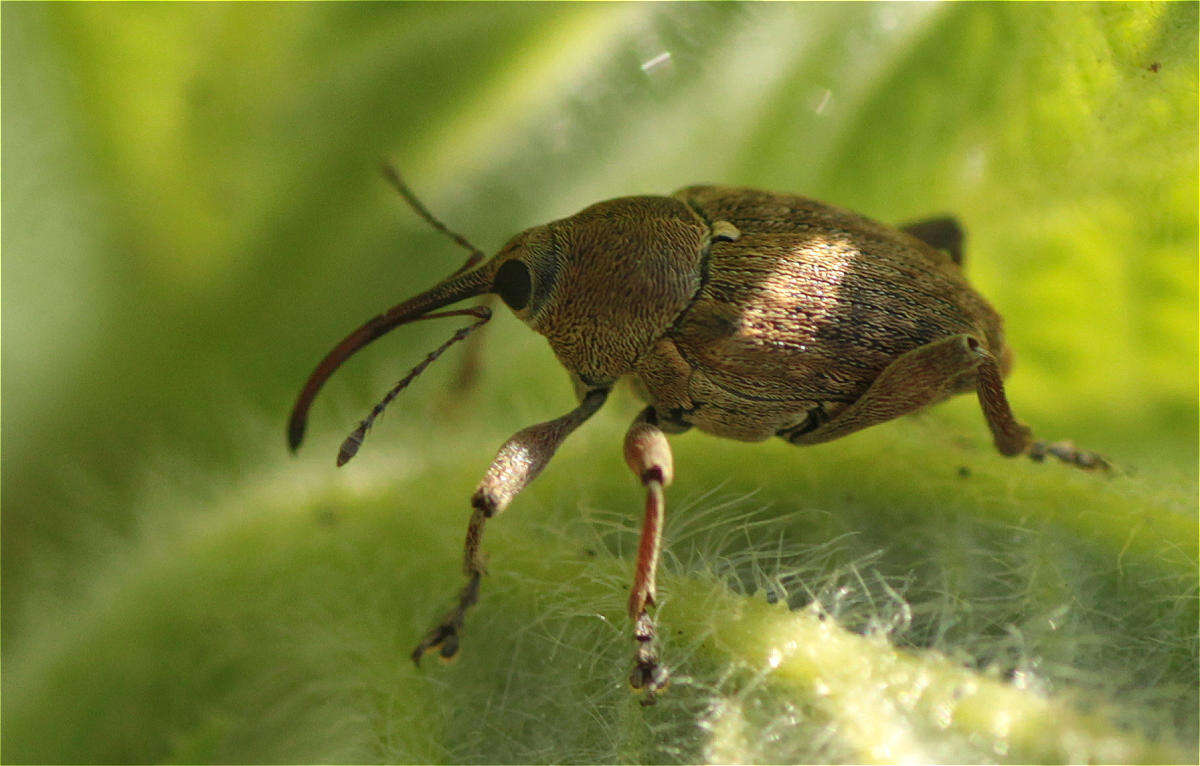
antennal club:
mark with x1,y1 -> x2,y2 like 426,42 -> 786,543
382,163 -> 486,275
337,306 -> 491,466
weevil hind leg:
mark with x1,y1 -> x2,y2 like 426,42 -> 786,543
411,389 -> 609,665
783,334 -> 1109,471
974,353 -> 1111,471
1025,440 -> 1110,470
623,407 -> 673,703
783,334 -> 989,446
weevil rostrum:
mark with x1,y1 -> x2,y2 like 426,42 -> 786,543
288,170 -> 1108,702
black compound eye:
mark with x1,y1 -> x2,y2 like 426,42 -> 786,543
494,259 -> 532,311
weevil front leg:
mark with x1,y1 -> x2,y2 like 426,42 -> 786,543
412,388 -> 609,664
623,407 -> 674,702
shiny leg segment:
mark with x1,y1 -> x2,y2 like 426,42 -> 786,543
412,388 -> 609,664
623,407 -> 673,702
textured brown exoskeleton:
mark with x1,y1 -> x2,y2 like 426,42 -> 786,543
288,170 -> 1108,703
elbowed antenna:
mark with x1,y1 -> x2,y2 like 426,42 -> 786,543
287,262 -> 496,452
381,163 -> 486,276
336,306 -> 490,466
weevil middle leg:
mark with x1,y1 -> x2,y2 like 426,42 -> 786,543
623,407 -> 673,702
412,388 -> 609,664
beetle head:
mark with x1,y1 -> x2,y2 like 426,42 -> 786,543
288,180 -> 707,460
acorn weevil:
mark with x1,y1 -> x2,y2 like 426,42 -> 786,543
288,168 -> 1108,703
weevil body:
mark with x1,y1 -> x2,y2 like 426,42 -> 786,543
499,186 -> 1011,445
289,175 -> 1107,702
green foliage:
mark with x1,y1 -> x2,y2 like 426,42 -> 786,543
3,3 -> 1196,763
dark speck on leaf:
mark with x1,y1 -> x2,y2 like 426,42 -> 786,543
957,466 -> 971,478
316,508 -> 339,526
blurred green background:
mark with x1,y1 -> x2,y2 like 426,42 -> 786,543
3,3 -> 1196,763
